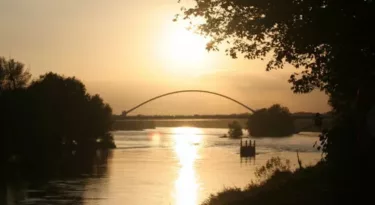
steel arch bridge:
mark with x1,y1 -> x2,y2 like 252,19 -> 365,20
123,90 -> 255,115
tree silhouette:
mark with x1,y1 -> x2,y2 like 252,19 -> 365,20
178,0 -> 375,134
0,57 -> 31,91
28,72 -> 115,150
228,120 -> 243,138
178,0 -> 374,201
178,0 -> 374,98
247,104 -> 295,137
1,70 -> 115,174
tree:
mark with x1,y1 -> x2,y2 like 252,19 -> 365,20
0,57 -> 31,91
178,0 -> 374,97
27,72 -> 115,150
27,73 -> 87,151
0,88 -> 32,162
177,0 -> 374,200
228,120 -> 243,138
247,104 -> 295,137
0,57 -> 32,164
177,0 -> 375,146
84,94 -> 115,149
1,71 -> 115,167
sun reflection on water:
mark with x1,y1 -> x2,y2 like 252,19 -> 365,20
150,132 -> 161,146
172,127 -> 202,205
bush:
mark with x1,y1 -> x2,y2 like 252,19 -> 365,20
228,120 -> 243,138
1,72 -> 115,167
202,159 -> 329,205
255,157 -> 291,182
247,104 -> 295,137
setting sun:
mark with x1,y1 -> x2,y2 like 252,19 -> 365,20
157,24 -> 211,75
167,28 -> 207,63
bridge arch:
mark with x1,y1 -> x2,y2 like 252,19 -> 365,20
124,90 -> 255,115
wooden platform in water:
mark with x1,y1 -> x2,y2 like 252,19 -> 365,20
240,139 -> 256,157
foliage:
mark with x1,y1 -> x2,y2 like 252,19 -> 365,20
202,187 -> 244,205
254,157 -> 291,182
0,57 -> 31,91
202,160 -> 329,205
247,104 -> 295,137
228,120 -> 243,138
178,1 -> 375,101
0,67 -> 115,168
177,0 -> 374,164
176,0 -> 373,201
27,72 -> 114,148
177,0 -> 375,149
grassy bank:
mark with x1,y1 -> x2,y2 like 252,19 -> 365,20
202,158 -> 330,205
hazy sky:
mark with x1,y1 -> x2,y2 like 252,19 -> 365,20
0,0 -> 330,115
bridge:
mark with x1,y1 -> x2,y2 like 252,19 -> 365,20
123,90 -> 255,116
115,90 -> 331,132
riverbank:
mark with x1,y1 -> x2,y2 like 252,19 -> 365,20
112,118 -> 331,131
202,161 -> 329,205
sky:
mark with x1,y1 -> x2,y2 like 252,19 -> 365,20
0,0 -> 330,115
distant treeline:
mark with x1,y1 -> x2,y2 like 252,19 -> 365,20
112,104 -> 331,136
112,109 -> 331,134
0,57 -> 115,176
113,118 -> 331,133
112,120 -> 155,130
114,113 -> 251,120
113,112 -> 332,120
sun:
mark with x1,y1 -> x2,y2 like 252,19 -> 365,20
157,24 -> 211,75
167,28 -> 207,64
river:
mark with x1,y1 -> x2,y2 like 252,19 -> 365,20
7,127 -> 321,205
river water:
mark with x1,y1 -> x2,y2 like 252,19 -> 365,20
7,127 -> 321,205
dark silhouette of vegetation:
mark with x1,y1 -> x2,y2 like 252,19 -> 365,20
1,58 -> 115,178
177,0 -> 375,203
0,57 -> 31,91
314,113 -> 323,129
115,113 -> 252,120
202,158 -> 329,205
112,120 -> 156,130
28,73 -> 114,150
178,0 -> 374,154
114,112 -> 331,120
227,120 -> 243,138
111,118 -> 329,132
254,157 -> 291,182
247,104 -> 295,137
